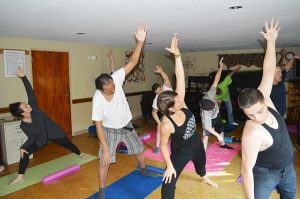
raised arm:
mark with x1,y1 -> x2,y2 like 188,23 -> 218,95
154,65 -> 171,88
165,36 -> 185,100
212,57 -> 225,87
277,48 -> 287,67
227,65 -> 241,77
124,26 -> 147,76
258,19 -> 280,98
107,49 -> 115,73
16,67 -> 37,106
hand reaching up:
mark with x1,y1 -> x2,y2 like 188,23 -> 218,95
165,36 -> 180,56
260,19 -> 281,42
16,67 -> 25,78
154,65 -> 164,74
106,49 -> 113,58
219,57 -> 225,69
134,25 -> 147,43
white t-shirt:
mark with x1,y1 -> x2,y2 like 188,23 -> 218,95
92,68 -> 132,128
152,84 -> 173,109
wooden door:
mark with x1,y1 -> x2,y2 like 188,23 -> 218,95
31,51 -> 72,137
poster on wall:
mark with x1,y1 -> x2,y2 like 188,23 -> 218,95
3,50 -> 26,77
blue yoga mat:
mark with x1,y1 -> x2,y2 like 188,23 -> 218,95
223,124 -> 239,135
87,170 -> 163,199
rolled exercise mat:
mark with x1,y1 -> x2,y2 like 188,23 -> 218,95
224,137 -> 233,143
137,164 -> 165,175
42,164 -> 80,184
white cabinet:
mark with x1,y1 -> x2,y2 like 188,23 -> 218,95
0,119 -> 33,165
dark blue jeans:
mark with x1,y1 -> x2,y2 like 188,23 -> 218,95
253,163 -> 296,199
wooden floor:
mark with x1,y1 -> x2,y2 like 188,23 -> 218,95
0,118 -> 299,199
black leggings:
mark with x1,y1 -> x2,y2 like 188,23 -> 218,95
18,137 -> 81,174
161,145 -> 206,199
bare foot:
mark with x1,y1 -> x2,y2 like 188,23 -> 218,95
79,154 -> 87,160
201,176 -> 219,188
8,174 -> 24,185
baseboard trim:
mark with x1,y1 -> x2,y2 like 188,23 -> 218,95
74,129 -> 88,136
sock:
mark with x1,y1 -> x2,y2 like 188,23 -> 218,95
220,144 -> 234,150
98,187 -> 105,199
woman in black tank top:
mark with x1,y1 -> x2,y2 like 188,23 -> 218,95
157,36 -> 218,199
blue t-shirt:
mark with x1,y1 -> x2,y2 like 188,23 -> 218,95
270,81 -> 286,116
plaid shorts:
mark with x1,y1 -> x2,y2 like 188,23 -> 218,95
99,122 -> 144,164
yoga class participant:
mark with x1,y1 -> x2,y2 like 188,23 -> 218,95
92,26 -> 156,199
8,67 -> 84,185
152,65 -> 172,154
199,58 -> 234,151
238,19 -> 296,199
158,35 -> 218,199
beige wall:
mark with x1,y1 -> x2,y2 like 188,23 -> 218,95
0,36 -> 173,134
1,36 -> 299,134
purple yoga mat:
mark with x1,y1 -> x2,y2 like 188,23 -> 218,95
42,164 -> 80,184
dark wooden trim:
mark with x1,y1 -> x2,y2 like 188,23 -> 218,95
72,97 -> 93,104
0,48 -> 30,55
72,90 -> 152,104
0,107 -> 9,114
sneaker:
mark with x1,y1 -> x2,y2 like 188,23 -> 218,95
230,122 -> 239,126
153,147 -> 160,154
220,144 -> 234,150
0,165 -> 5,172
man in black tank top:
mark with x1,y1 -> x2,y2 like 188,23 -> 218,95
238,20 -> 296,199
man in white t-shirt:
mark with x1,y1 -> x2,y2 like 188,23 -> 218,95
92,26 -> 151,199
151,65 -> 172,153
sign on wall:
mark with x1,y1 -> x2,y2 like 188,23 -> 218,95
3,50 -> 25,77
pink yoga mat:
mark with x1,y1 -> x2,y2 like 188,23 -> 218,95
42,164 -> 80,184
140,130 -> 157,144
144,142 -> 241,176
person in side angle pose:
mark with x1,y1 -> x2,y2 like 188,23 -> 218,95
238,19 -> 296,199
158,35 -> 218,199
199,58 -> 234,151
92,26 -> 156,199
8,67 -> 84,185
152,65 -> 172,154
271,48 -> 300,116
215,64 -> 241,125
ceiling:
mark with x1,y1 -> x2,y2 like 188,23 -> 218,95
0,0 -> 300,52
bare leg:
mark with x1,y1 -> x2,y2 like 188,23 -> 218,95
134,152 -> 146,168
98,163 -> 110,188
219,132 -> 225,146
8,174 -> 24,185
201,175 -> 219,188
202,136 -> 209,151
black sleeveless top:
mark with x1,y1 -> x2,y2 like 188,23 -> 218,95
166,108 -> 202,153
256,107 -> 293,169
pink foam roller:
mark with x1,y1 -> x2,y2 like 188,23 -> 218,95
42,164 -> 80,184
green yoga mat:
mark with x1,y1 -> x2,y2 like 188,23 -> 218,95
0,153 -> 97,196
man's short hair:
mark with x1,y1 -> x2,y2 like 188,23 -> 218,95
238,88 -> 265,109
95,74 -> 113,91
9,102 -> 23,118
199,99 -> 215,111
152,83 -> 160,92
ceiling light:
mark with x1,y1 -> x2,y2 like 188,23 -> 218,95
229,5 -> 243,10
146,42 -> 152,45
76,32 -> 86,35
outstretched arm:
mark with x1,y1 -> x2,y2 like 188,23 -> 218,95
16,67 -> 37,106
212,57 -> 225,88
258,19 -> 280,98
165,36 -> 185,102
227,65 -> 241,77
124,26 -> 147,76
154,65 -> 171,88
107,49 -> 115,73
277,48 -> 287,67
